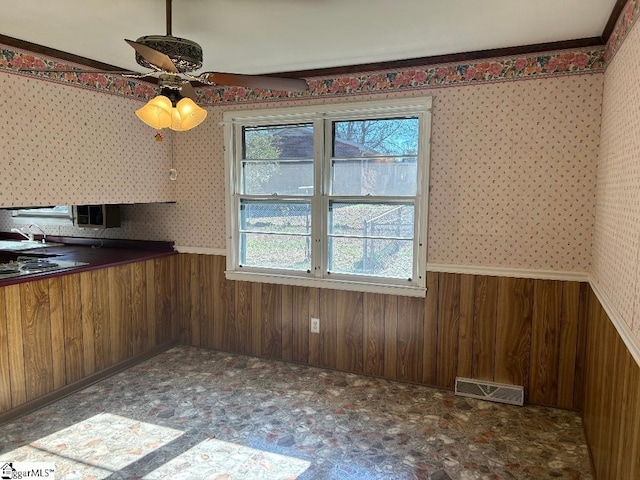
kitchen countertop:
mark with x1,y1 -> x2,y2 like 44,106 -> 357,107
0,233 -> 176,287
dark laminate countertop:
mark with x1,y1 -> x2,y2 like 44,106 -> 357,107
0,233 -> 176,287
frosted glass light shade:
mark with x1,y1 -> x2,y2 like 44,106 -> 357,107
172,97 -> 208,131
135,95 -> 172,129
136,94 -> 207,131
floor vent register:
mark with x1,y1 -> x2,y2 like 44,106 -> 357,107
455,377 -> 524,406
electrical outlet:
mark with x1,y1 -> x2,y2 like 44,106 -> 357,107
310,317 -> 320,333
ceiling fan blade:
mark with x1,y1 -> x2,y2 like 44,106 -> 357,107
181,81 -> 197,100
125,39 -> 178,73
199,72 -> 307,92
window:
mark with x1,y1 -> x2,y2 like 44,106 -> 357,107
11,205 -> 73,225
224,97 -> 431,296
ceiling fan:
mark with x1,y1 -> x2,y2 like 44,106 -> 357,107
123,0 -> 308,100
18,0 -> 308,96
16,0 -> 307,130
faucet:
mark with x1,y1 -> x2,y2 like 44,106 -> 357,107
29,224 -> 47,243
11,227 -> 34,242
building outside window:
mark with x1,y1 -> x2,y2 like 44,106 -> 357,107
224,97 -> 432,296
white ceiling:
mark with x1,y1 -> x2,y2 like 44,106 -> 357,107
0,0 -> 618,76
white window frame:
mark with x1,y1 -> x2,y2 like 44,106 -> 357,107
223,97 -> 432,297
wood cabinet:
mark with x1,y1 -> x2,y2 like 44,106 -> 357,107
75,205 -> 121,228
0,256 -> 177,417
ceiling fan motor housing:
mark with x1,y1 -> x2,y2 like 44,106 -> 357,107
134,35 -> 203,73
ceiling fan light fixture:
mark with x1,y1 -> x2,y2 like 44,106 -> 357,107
172,97 -> 207,131
135,95 -> 173,129
136,89 -> 207,132
127,0 -> 302,133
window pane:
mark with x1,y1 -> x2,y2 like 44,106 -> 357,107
329,203 -> 414,239
242,160 -> 313,195
243,124 -> 313,160
240,200 -> 312,270
328,237 -> 413,278
240,233 -> 311,270
332,117 -> 419,157
13,205 -> 70,216
331,158 -> 417,196
240,201 -> 311,235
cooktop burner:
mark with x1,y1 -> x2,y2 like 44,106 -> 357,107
0,266 -> 20,275
19,258 -> 60,271
0,257 -> 88,279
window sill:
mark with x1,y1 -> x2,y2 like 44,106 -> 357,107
225,270 -> 426,298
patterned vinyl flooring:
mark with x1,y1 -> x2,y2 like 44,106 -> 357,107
0,345 -> 593,479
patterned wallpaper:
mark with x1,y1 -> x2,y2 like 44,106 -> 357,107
592,12 -> 640,344
0,72 -> 175,208
57,73 -> 600,274
428,76 -> 601,270
0,42 -> 604,273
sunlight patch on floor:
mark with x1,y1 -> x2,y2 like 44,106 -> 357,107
1,413 -> 310,479
143,438 -> 311,480
0,413 -> 184,478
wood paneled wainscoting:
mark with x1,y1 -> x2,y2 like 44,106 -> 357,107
0,256 -> 178,421
177,253 -> 587,410
582,287 -> 640,480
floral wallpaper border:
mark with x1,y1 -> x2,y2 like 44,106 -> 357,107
0,46 -> 157,100
198,49 -> 605,106
1,43 -> 605,107
604,0 -> 640,62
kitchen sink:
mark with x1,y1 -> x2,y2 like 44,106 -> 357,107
0,240 -> 64,251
